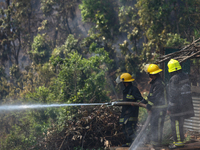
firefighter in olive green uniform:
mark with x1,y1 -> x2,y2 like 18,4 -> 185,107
167,59 -> 194,149
116,73 -> 144,147
141,64 -> 167,147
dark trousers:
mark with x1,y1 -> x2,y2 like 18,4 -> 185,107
122,121 -> 137,143
149,109 -> 166,144
170,116 -> 184,142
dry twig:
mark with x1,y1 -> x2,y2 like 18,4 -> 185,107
156,38 -> 200,64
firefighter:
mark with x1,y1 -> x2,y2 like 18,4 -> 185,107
167,59 -> 194,149
141,64 -> 167,147
116,73 -> 144,147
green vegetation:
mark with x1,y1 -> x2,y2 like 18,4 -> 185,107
0,0 -> 199,149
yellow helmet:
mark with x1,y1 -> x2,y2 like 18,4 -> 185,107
119,73 -> 135,82
147,64 -> 162,74
167,59 -> 182,73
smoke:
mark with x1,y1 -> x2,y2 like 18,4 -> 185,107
129,112 -> 152,150
129,110 -> 171,150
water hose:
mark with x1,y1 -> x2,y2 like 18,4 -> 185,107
108,101 -> 146,108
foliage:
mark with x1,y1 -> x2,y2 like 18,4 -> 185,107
79,0 -> 119,39
51,51 -> 110,103
1,112 -> 42,150
40,0 -> 78,47
51,34 -> 81,61
0,66 -> 8,101
29,34 -> 51,64
165,33 -> 190,48
119,6 -> 142,52
117,4 -> 143,75
135,0 -> 200,61
0,0 -> 39,65
0,32 -> 112,149
1,0 -> 200,149
79,0 -> 119,92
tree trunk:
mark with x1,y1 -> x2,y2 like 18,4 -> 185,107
6,0 -> 12,68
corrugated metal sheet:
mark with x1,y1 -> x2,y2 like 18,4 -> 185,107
184,97 -> 200,132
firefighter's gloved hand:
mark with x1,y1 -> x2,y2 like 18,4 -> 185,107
141,98 -> 148,104
167,110 -> 171,115
146,104 -> 152,111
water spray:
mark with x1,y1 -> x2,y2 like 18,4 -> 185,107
0,101 -> 146,111
0,103 -> 107,111
129,111 -> 152,150
0,101 -> 150,150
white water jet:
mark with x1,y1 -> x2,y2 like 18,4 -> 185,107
0,103 -> 106,111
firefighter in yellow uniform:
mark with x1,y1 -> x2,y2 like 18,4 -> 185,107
167,59 -> 194,149
141,64 -> 167,147
116,73 -> 144,147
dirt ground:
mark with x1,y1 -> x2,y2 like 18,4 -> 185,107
110,139 -> 200,150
